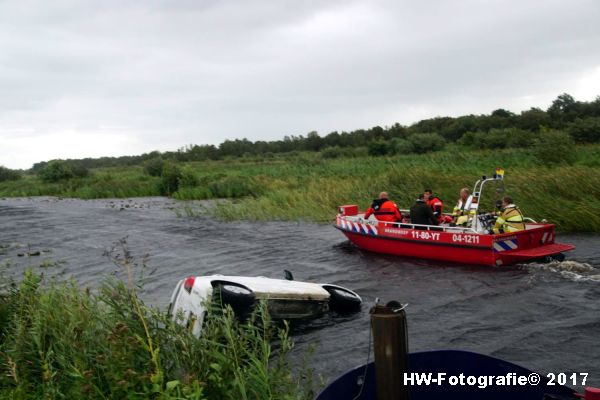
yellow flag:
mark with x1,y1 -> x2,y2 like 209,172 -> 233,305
495,167 -> 505,178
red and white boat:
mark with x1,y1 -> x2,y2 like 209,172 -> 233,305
335,170 -> 575,267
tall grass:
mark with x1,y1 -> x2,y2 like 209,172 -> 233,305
209,146 -> 600,232
0,167 -> 160,198
2,145 -> 600,231
0,264 -> 316,399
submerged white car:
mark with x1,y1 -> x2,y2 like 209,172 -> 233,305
168,272 -> 362,337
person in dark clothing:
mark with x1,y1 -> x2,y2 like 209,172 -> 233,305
409,194 -> 438,227
364,191 -> 402,222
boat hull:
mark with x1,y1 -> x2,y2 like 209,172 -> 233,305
336,215 -> 574,267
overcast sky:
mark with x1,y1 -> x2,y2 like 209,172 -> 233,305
1,0 -> 600,169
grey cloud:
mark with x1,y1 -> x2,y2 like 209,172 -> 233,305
1,0 -> 599,168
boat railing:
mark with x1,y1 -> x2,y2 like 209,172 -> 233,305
339,213 -> 479,234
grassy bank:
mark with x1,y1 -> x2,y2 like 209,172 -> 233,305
209,145 -> 600,233
2,145 -> 600,232
0,268 -> 316,399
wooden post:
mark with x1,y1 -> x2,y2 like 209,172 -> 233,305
370,304 -> 410,400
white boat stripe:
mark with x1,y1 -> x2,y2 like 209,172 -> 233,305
506,240 -> 518,249
493,243 -> 505,252
371,226 -> 378,235
353,222 -> 360,232
541,232 -> 548,243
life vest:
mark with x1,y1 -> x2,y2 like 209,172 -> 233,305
453,198 -> 469,226
364,198 -> 402,222
453,199 -> 467,217
493,205 -> 525,234
427,196 -> 444,222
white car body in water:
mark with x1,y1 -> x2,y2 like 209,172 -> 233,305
168,274 -> 362,337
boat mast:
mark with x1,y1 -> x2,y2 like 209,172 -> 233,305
467,168 -> 505,232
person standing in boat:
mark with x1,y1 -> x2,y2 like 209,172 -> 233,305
410,194 -> 438,228
452,187 -> 471,226
492,196 -> 525,234
363,192 -> 402,223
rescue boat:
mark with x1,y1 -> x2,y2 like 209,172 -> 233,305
335,170 -> 575,267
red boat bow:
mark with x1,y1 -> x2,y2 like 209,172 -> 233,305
335,211 -> 575,267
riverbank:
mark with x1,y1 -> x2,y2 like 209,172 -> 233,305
0,264 -> 316,399
1,145 -> 600,232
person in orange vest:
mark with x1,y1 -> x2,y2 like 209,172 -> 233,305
424,189 -> 452,223
363,192 -> 402,223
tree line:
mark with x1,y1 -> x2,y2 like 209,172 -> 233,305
1,93 -> 598,183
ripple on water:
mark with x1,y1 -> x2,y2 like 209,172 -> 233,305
525,260 -> 600,282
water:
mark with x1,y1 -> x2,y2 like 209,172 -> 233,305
1,197 -> 599,388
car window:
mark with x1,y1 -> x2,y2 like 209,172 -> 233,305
167,280 -> 184,317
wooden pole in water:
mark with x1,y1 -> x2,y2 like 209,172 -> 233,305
370,303 -> 410,400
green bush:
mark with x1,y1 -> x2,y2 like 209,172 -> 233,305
408,133 -> 445,153
37,160 -> 90,182
159,162 -> 182,195
320,146 -> 344,159
0,166 -> 21,182
485,128 -> 536,149
480,129 -> 508,148
568,117 -> 600,143
38,160 -> 75,182
179,166 -> 200,187
143,157 -> 166,177
347,146 -> 369,157
505,128 -> 537,148
70,163 -> 90,179
367,140 -> 389,156
532,130 -> 576,165
458,128 -> 536,149
390,138 -> 415,154
457,131 -> 480,147
319,146 -> 367,159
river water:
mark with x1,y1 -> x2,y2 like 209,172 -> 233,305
1,197 -> 599,388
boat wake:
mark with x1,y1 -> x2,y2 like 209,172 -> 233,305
525,260 -> 600,282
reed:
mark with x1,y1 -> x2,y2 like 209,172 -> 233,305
2,145 -> 600,231
209,146 -> 600,232
0,269 -> 316,399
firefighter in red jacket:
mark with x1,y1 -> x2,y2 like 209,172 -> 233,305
364,192 -> 402,223
424,189 -> 451,223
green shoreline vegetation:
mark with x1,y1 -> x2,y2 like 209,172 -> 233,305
1,93 -> 600,232
0,250 -> 318,399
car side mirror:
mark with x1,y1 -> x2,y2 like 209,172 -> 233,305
284,269 -> 294,281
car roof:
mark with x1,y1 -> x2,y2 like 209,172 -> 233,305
200,275 -> 330,301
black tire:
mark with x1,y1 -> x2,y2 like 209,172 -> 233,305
552,253 -> 566,262
323,285 -> 361,314
212,282 -> 255,316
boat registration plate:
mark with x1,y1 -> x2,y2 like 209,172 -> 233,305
452,234 -> 481,244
